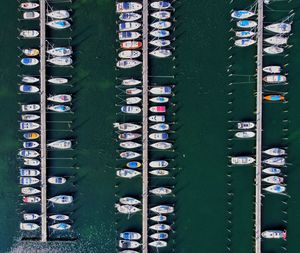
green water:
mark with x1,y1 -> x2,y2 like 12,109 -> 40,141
0,0 -> 299,252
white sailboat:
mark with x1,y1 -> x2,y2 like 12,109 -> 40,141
264,35 -> 288,45
20,30 -> 39,38
149,169 -> 169,176
262,176 -> 284,184
47,57 -> 72,66
150,187 -> 172,195
235,131 -> 255,138
264,46 -> 284,55
119,50 -> 141,59
119,22 -> 141,32
149,241 -> 167,248
120,141 -> 142,149
115,204 -> 141,214
117,60 -> 142,69
150,142 -> 172,150
22,76 -> 39,83
119,197 -> 141,205
149,160 -> 168,168
263,157 -> 285,166
262,167 -> 281,175
47,94 -> 72,103
150,49 -> 172,58
263,66 -> 281,74
116,2 -> 143,13
263,148 -> 285,156
47,140 -> 72,149
149,224 -> 171,231
47,10 -> 70,19
116,169 -> 141,178
113,122 -> 141,131
151,11 -> 171,20
264,184 -> 286,193
47,47 -> 72,57
265,23 -> 291,34
150,205 -> 174,214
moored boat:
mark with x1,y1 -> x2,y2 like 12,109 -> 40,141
22,76 -> 39,83
126,97 -> 142,105
47,57 -> 72,66
150,215 -> 167,222
237,122 -> 255,129
151,11 -> 171,20
47,47 -> 72,57
120,141 -> 142,149
265,23 -> 291,34
20,30 -> 39,38
120,232 -> 141,240
119,12 -> 142,21
19,85 -> 39,93
48,195 -> 73,204
150,205 -> 174,214
235,131 -> 255,138
47,140 -> 72,149
116,169 -> 141,178
234,39 -> 256,47
49,214 -> 69,221
149,96 -> 169,103
150,233 -> 168,240
119,240 -> 140,249
237,20 -> 257,28
149,224 -> 171,231
23,11 -> 40,20
119,50 -> 141,59
20,122 -> 40,131
21,114 -> 40,121
121,106 -> 141,114
48,177 -> 67,185
115,204 -> 141,214
49,223 -> 71,230
120,41 -> 142,49
47,10 -> 70,19
20,177 -> 39,185
21,104 -> 40,112
23,213 -> 39,221
117,60 -> 142,69
149,86 -> 172,95
263,148 -> 286,156
235,31 -> 256,38
150,1 -> 171,9
21,58 -> 39,66
23,158 -> 40,166
263,75 -> 286,83
263,157 -> 285,166
23,132 -> 40,140
20,169 -> 40,178
122,79 -> 141,86
149,160 -> 168,168
149,133 -> 168,140
114,122 -> 141,131
149,39 -> 171,47
149,240 -> 167,248
126,88 -> 142,95
23,196 -> 41,203
20,223 -> 39,230
264,95 -> 284,101
47,94 -> 72,103
149,169 -> 169,176
21,187 -> 40,195
264,185 -> 286,194
231,156 -> 255,165
150,21 -> 171,29
119,22 -> 141,32
149,115 -> 165,122
150,30 -> 170,38
47,20 -> 71,29
231,10 -> 255,19
150,142 -> 172,150
18,150 -> 39,158
20,3 -> 39,9
264,46 -> 284,55
150,187 -> 172,195
264,35 -> 288,45
150,49 -> 172,58
149,106 -> 166,113
120,151 -> 141,159
262,176 -> 284,184
23,141 -> 39,149
263,66 -> 281,74
150,123 -> 169,131
119,133 -> 141,141
48,77 -> 69,84
262,230 -> 287,239
48,105 -> 71,112
23,48 -> 39,57
119,31 -> 141,41
262,167 -> 281,175
116,2 -> 143,13
126,161 -> 142,168
119,197 -> 141,205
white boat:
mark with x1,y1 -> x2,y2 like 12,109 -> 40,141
21,187 -> 40,195
263,148 -> 286,156
47,20 -> 71,29
265,23 -> 291,34
48,177 -> 67,185
149,160 -> 168,168
151,11 -> 171,20
150,142 -> 172,150
264,46 -> 284,55
23,141 -> 39,149
20,30 -> 39,38
20,177 -> 39,185
119,240 -> 140,249
120,232 -> 141,240
235,131 -> 255,138
149,86 -> 172,95
263,75 -> 286,83
21,104 -> 40,112
47,140 -> 72,149
150,49 -> 172,58
48,77 -> 68,84
49,214 -> 69,221
48,195 -> 73,204
119,22 -> 141,32
22,76 -> 39,83
48,105 -> 71,112
150,1 -> 171,9
23,158 -> 40,166
149,39 -> 171,47
23,213 -> 39,221
116,169 -> 141,178
264,35 -> 288,45
120,151 -> 141,159
149,224 -> 171,231
20,3 -> 39,10
23,48 -> 39,57
235,31 -> 256,38
263,66 -> 281,74
113,122 -> 141,131
116,2 -> 143,13
23,11 -> 40,20
120,141 -> 141,149
262,167 -> 281,175
19,85 -> 39,93
119,133 -> 141,141
19,169 -> 40,177
121,106 -> 141,114
149,115 -> 165,122
119,31 -> 141,41
150,187 -> 172,195
231,156 -> 255,165
150,106 -> 166,113
47,10 -> 70,19
150,215 -> 167,222
150,30 -> 170,38
263,157 -> 285,166
47,94 -> 72,103
47,47 -> 72,57
115,204 -> 141,214
117,60 -> 141,69
149,133 -> 168,140
150,169 -> 169,176
121,41 -> 142,49
237,20 -> 257,28
150,96 -> 169,103
47,57 -> 72,66
150,205 -> 174,214
21,58 -> 39,66
235,39 -> 256,47
23,196 -> 41,203
126,88 -> 142,95
119,197 -> 141,205
149,241 -> 167,248
119,13 -> 142,21
264,185 -> 286,194
50,223 -> 71,230
150,233 -> 169,240
150,21 -> 171,29
23,133 -> 40,141
262,176 -> 284,184
150,123 -> 169,131
18,149 -> 39,158
119,50 -> 141,59
262,230 -> 287,239
126,97 -> 142,105
231,10 -> 255,19
20,223 -> 39,231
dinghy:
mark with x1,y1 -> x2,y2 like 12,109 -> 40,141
20,177 -> 39,185
21,58 -> 39,66
20,223 -> 39,231
150,187 -> 172,195
23,132 -> 39,140
149,86 -> 172,95
119,197 -> 141,205
23,213 -> 39,221
120,151 -> 141,159
47,140 -> 72,149
117,60 -> 142,69
19,85 -> 39,93
235,131 -> 255,138
48,195 -> 73,204
21,187 -> 40,195
150,205 -> 174,214
150,49 -> 172,58
23,196 -> 40,203
115,204 -> 141,214
47,10 -> 70,19
47,57 -> 72,66
119,31 -> 141,41
263,157 -> 285,166
237,20 -> 257,28
149,224 -> 171,231
264,95 -> 284,101
121,106 -> 141,114
23,11 -> 40,20
120,232 -> 141,240
265,23 -> 291,34
262,176 -> 284,184
119,50 -> 141,59
122,79 -> 141,86
48,177 -> 67,185
149,39 -> 171,47
119,133 -> 141,141
150,233 -> 169,240
234,39 -> 256,47
264,185 -> 286,194
149,106 -> 166,113
263,148 -> 285,156
119,13 -> 142,21
151,11 -> 171,20
18,150 -> 39,158
149,160 -> 168,168
263,75 -> 286,83
120,41 -> 142,49
126,97 -> 142,105
116,169 -> 141,178
20,169 -> 40,177
20,30 -> 39,38
149,133 -> 168,140
149,115 -> 165,122
47,20 -> 71,29
49,214 -> 69,221
150,215 -> 167,222
113,123 -> 141,131
150,142 -> 172,150
263,66 -> 281,74
47,47 -> 73,57
126,88 -> 142,95
150,123 -> 169,131
262,167 -> 281,175
47,94 -> 72,103
47,105 -> 71,112
23,48 -> 39,57
20,3 -> 39,9
48,77 -> 68,84
150,30 -> 170,38
262,230 -> 287,240
120,141 -> 142,149
149,169 -> 169,176
119,240 -> 140,249
23,158 -> 40,166
150,21 -> 171,29
235,31 -> 256,38
116,2 -> 143,13
20,122 -> 40,131
119,22 -> 141,32
50,223 -> 71,230
150,96 -> 169,103
231,156 -> 255,165
22,104 -> 40,112
237,122 -> 255,129
264,35 -> 288,45
126,161 -> 142,168
231,10 -> 255,19
149,241 -> 167,248
22,76 -> 39,83
150,1 -> 171,9
23,141 -> 39,149
264,46 -> 284,55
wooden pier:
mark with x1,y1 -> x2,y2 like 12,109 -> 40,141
142,0 -> 149,252
40,0 -> 48,242
255,1 -> 263,252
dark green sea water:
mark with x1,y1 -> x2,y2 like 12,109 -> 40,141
0,0 -> 300,252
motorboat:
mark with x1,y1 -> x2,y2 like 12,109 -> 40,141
120,141 -> 141,149
47,94 -> 72,103
150,205 -> 174,214
48,78 -> 68,84
113,123 -> 141,131
263,167 -> 281,175
22,114 -> 40,121
117,60 -> 142,69
23,158 -> 40,166
23,196 -> 41,203
263,75 -> 286,83
149,106 -> 166,113
119,13 -> 142,21
150,30 -> 170,38
151,11 -> 171,20
235,131 -> 255,138
49,214 -> 69,221
47,57 -> 72,66
47,10 -> 70,19
231,156 -> 255,165
264,185 -> 286,194
262,176 -> 284,184
149,86 -> 172,95
120,41 -> 142,49
150,97 -> 169,103
23,132 -> 39,140
120,151 -> 141,159
21,58 -> 39,66
121,106 -> 141,114
19,85 -> 39,93
22,76 -> 39,83
47,140 -> 72,149
149,160 -> 168,168
234,39 -> 256,47
231,10 -> 255,19
20,223 -> 39,231
48,177 -> 67,185
150,123 -> 169,131
50,223 -> 71,230
116,2 -> 143,13
150,187 -> 172,195
150,233 -> 168,240
48,195 -> 73,204
23,141 -> 39,149
23,11 -> 40,20
119,133 -> 141,141
116,169 -> 141,178
150,215 -> 167,222
237,20 -> 257,28
20,3 -> 39,9
264,35 -> 288,45
150,21 -> 171,29
23,213 -> 39,221
265,23 -> 291,34
149,241 -> 167,248
235,31 -> 256,38
150,1 -> 171,9
149,169 -> 169,176
47,47 -> 73,57
126,97 -> 142,105
122,79 -> 141,86
47,20 -> 71,29
149,115 -> 165,122
262,230 -> 287,240
21,187 -> 40,195
18,150 -> 39,158
120,232 -> 141,240
23,48 -> 39,57
264,95 -> 284,101
237,122 -> 255,129
119,50 -> 141,59
119,240 -> 140,249
264,46 -> 284,55
20,177 -> 39,185
47,105 -> 71,112
149,39 -> 171,47
150,142 -> 172,150
119,197 -> 141,205
263,157 -> 285,166
149,133 -> 168,140
126,161 -> 141,168
263,148 -> 286,156
115,204 -> 141,214
20,30 -> 39,38
149,224 -> 171,231
263,66 -> 281,74
119,22 -> 141,32
150,49 -> 172,58
119,31 -> 141,41
20,122 -> 40,131
126,88 -> 142,95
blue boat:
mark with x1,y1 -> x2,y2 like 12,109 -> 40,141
150,123 -> 170,131
48,104 -> 71,112
21,58 -> 39,66
150,1 -> 171,9
231,10 -> 255,19
119,13 -> 141,22
49,223 -> 71,230
127,161 -> 141,168
47,20 -> 71,29
150,29 -> 170,38
23,141 -> 39,148
20,84 -> 39,93
120,232 -> 141,240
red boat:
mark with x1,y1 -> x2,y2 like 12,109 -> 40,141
23,196 -> 41,203
149,106 -> 166,113
121,41 -> 142,49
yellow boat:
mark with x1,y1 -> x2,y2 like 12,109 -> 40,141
22,49 -> 40,57
23,132 -> 40,140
